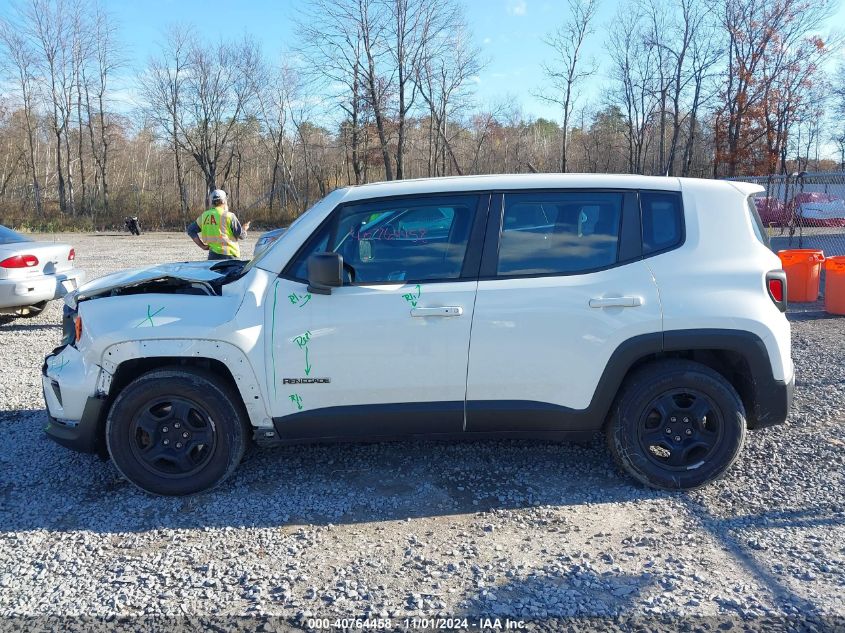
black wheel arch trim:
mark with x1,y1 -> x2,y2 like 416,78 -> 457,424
662,328 -> 792,429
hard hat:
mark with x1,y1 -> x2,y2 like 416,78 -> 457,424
210,189 -> 227,204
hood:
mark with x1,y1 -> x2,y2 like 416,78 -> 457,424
259,227 -> 287,239
66,260 -> 226,309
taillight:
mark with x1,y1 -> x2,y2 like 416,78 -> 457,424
68,248 -> 75,261
768,278 -> 783,302
0,254 -> 39,268
766,270 -> 787,312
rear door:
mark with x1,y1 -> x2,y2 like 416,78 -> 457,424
465,189 -> 663,432
267,193 -> 489,439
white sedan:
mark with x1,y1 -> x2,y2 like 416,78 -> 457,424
0,226 -> 86,318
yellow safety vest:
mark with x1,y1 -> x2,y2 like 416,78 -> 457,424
198,206 -> 240,257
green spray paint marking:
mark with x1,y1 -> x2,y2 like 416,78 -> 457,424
292,330 -> 313,376
135,305 -> 165,328
402,284 -> 422,307
293,330 -> 312,349
288,292 -> 312,307
271,280 -> 280,398
289,393 -> 304,410
48,356 -> 69,374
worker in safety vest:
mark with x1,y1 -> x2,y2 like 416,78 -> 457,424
187,189 -> 251,260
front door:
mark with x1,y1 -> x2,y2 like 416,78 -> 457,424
266,193 -> 488,440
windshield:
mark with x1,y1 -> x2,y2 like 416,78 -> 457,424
0,225 -> 30,245
236,191 -> 343,278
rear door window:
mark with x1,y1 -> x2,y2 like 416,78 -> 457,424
496,192 -> 623,276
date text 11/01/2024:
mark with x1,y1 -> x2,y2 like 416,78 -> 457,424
306,617 -> 527,630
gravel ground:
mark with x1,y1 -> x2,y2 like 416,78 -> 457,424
1,232 -> 844,631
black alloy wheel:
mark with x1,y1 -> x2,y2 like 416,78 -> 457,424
636,389 -> 723,471
129,397 -> 217,478
607,359 -> 746,490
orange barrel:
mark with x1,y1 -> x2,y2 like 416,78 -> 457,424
824,256 -> 845,315
777,249 -> 825,302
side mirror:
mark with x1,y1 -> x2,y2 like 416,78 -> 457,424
307,252 -> 343,295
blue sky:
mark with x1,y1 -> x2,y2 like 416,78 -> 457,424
110,0 -> 625,120
26,0 -> 845,123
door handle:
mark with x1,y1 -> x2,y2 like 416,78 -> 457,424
589,296 -> 643,308
410,306 -> 463,317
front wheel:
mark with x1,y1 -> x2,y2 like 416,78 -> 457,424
105,368 -> 249,495
607,360 -> 746,490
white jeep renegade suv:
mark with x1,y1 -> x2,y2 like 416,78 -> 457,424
43,174 -> 793,495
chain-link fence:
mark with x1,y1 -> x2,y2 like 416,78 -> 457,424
726,172 -> 845,257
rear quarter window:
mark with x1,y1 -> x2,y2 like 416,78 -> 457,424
746,195 -> 770,247
640,192 -> 683,255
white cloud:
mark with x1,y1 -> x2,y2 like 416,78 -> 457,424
507,0 -> 527,16
483,37 -> 492,44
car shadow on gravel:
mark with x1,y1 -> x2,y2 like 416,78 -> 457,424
786,311 -> 843,322
0,322 -> 57,332
680,496 -> 840,622
459,567 -> 658,621
0,409 -> 665,533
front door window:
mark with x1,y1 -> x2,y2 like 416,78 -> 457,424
285,195 -> 479,283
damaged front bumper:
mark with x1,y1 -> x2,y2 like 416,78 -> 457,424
42,345 -> 109,454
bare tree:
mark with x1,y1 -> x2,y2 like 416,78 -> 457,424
833,63 -> 845,169
177,35 -> 262,195
715,0 -> 835,177
642,0 -> 721,175
70,0 -> 88,214
608,4 -> 658,173
0,20 -> 43,215
2,0 -> 843,231
385,0 -> 453,179
141,25 -> 193,223
417,17 -> 482,176
357,0 -> 394,180
25,0 -> 73,212
257,63 -> 301,212
540,0 -> 598,173
82,1 -> 121,221
295,0 -> 369,184
681,4 -> 721,176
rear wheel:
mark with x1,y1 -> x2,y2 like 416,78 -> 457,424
607,360 -> 746,490
105,368 -> 249,495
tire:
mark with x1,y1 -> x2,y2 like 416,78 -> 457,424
105,368 -> 249,496
606,359 -> 746,490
